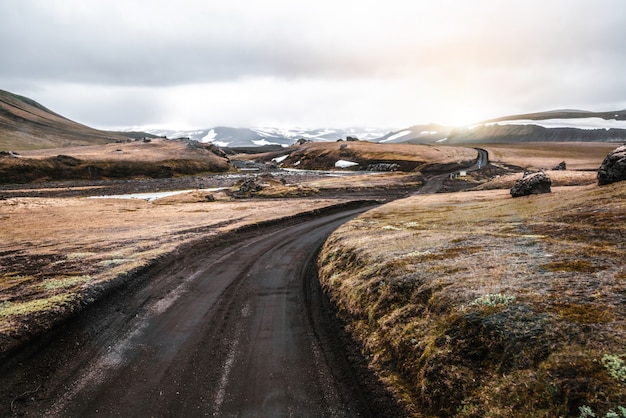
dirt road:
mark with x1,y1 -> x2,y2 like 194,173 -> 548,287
415,148 -> 489,194
2,205 -> 402,417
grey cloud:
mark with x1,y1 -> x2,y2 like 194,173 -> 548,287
3,0 -> 626,130
3,0 -> 626,88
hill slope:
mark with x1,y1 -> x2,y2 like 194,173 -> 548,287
381,109 -> 626,145
319,181 -> 626,416
0,89 -> 139,151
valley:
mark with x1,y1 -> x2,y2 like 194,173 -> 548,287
1,89 -> 625,417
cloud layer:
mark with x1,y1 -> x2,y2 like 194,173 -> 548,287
2,0 -> 626,129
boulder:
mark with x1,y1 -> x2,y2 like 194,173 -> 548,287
510,171 -> 552,197
552,161 -> 567,170
597,145 -> 626,185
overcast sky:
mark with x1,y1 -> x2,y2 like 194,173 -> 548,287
2,0 -> 626,130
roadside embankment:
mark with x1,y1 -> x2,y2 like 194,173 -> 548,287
0,195 -> 372,361
318,182 -> 626,417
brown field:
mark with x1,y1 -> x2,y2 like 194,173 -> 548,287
318,181 -> 626,417
0,139 -> 231,183
476,170 -> 598,190
14,138 -> 205,161
241,141 -> 478,172
482,142 -> 620,170
0,194 -> 352,354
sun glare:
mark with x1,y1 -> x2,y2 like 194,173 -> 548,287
437,108 -> 485,127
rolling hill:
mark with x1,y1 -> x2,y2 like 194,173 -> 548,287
0,89 -> 148,151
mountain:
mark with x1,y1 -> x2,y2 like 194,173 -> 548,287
0,89 -> 148,151
383,109 -> 626,145
3,87 -> 626,151
139,126 -> 391,148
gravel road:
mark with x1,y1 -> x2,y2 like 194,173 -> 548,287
1,205 -> 403,417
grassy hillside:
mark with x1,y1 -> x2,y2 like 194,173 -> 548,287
243,141 -> 478,172
482,142 -> 619,171
318,182 -> 626,417
0,89 -> 135,150
0,139 -> 231,184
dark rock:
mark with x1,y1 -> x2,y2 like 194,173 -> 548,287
597,145 -> 626,185
552,161 -> 567,170
366,163 -> 400,172
55,155 -> 81,166
510,171 -> 552,197
229,177 -> 264,198
204,194 -> 215,202
295,138 -> 311,145
346,136 -> 359,142
0,151 -> 19,158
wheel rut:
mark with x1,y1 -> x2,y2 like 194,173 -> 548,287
1,205 -> 402,417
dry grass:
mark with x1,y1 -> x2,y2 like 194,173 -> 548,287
318,182 -> 626,417
247,141 -> 478,171
0,139 -> 231,183
476,170 -> 598,190
15,138 -> 206,162
482,142 -> 619,171
0,194 -> 351,345
303,172 -> 423,190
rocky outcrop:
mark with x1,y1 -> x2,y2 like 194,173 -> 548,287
229,178 -> 264,198
510,171 -> 552,197
597,145 -> 626,185
366,163 -> 400,172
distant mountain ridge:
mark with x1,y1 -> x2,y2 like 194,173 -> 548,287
138,126 -> 391,148
380,109 -> 626,145
1,88 -> 626,151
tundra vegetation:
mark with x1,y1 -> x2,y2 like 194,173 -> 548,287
0,195 -> 354,355
1,135 -> 624,415
318,182 -> 626,417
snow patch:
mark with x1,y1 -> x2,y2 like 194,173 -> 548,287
485,117 -> 626,130
381,130 -> 411,143
200,129 -> 217,143
335,160 -> 359,168
252,139 -> 282,146
272,154 -> 289,163
90,188 -> 224,201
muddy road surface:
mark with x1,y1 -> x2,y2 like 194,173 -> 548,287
2,205 -> 402,417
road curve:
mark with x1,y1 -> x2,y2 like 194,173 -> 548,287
2,206 -> 401,417
415,148 -> 489,195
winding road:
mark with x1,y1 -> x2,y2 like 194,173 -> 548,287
2,205 -> 400,417
415,147 -> 489,194
2,149 -> 489,417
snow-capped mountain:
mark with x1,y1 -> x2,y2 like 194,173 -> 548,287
129,108 -> 626,148
138,126 -> 391,148
380,109 -> 626,144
